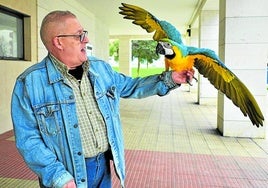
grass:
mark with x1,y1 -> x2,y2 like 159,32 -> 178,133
112,67 -> 165,78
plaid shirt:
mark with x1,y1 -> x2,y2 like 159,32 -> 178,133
50,54 -> 108,157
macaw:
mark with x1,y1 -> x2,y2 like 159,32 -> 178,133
119,3 -> 264,127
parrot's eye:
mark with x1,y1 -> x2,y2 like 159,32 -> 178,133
163,42 -> 172,49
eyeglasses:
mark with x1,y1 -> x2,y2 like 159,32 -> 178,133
56,30 -> 88,42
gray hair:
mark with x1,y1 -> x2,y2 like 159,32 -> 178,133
40,10 -> 76,48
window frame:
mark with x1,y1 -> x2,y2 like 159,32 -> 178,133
0,6 -> 24,60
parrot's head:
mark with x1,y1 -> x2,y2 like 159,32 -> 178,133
156,41 -> 175,59
157,38 -> 189,58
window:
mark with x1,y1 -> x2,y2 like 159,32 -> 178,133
0,7 -> 24,60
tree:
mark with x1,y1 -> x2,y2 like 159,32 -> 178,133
109,39 -> 160,76
109,39 -> 119,62
132,40 -> 159,76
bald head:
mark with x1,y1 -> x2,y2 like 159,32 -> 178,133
40,10 -> 76,50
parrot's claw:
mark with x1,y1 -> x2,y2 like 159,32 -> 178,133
187,80 -> 193,86
187,76 -> 198,86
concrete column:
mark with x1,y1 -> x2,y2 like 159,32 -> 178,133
198,10 -> 219,104
218,0 -> 267,137
185,28 -> 199,93
118,36 -> 131,76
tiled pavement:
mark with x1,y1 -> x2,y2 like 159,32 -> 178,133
1,85 -> 268,187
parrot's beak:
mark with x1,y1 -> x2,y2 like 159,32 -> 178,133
156,41 -> 174,56
156,42 -> 165,55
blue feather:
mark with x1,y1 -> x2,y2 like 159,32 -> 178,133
159,21 -> 183,44
187,46 -> 225,67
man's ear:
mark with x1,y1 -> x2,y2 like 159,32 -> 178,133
52,37 -> 63,50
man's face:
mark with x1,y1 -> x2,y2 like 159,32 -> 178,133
56,17 -> 89,68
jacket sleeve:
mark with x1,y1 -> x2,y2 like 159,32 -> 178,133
104,63 -> 179,99
11,79 -> 73,188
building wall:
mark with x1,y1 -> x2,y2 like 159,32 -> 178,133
0,0 -> 109,134
37,0 -> 109,61
0,0 -> 37,134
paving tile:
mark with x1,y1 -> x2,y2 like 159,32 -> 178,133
0,177 -> 39,188
1,88 -> 268,187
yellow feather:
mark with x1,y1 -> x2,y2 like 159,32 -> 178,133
165,47 -> 194,71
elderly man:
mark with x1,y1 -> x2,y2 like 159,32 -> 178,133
11,10 -> 194,188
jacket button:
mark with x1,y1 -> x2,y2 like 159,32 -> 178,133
77,152 -> 82,155
81,179 -> 85,182
74,124 -> 78,128
69,95 -> 74,99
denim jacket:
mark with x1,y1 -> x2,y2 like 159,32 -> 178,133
11,56 -> 179,188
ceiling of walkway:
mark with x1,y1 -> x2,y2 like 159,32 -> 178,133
77,0 -> 218,36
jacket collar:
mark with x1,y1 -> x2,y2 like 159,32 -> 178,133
45,56 -> 65,84
45,55 -> 100,84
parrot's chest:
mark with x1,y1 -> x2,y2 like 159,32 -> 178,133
165,55 -> 193,71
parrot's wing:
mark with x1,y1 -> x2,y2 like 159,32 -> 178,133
188,49 -> 264,127
119,3 -> 183,43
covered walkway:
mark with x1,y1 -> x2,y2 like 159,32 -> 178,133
1,85 -> 268,187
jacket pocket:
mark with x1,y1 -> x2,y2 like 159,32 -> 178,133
106,86 -> 119,114
35,104 -> 61,136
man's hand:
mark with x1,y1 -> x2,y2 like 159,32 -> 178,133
63,179 -> 76,188
171,69 -> 195,85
